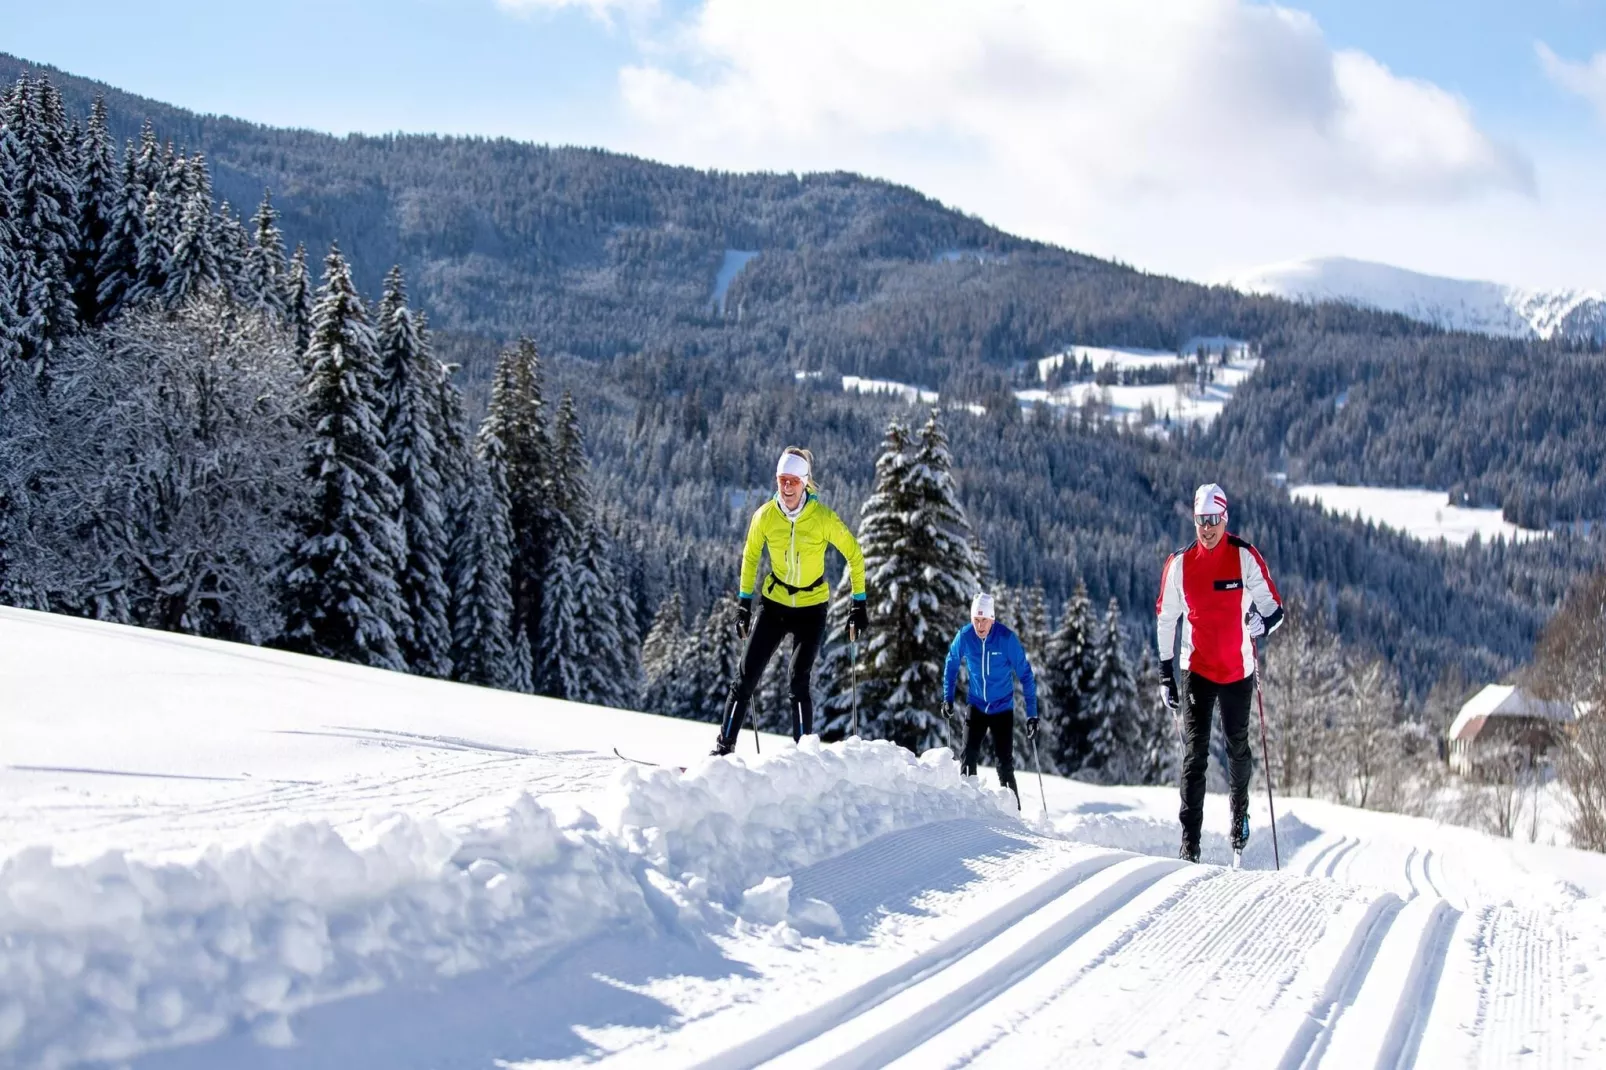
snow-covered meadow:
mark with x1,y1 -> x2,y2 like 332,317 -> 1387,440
1290,484 -> 1548,546
4,606 -> 1604,1068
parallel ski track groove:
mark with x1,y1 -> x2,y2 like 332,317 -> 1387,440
1279,895 -> 1404,1070
1387,900 -> 1462,1069
685,850 -> 1148,1070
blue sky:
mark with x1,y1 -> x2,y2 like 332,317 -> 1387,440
5,0 -> 1605,289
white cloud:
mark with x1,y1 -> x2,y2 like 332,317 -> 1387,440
617,0 -> 1532,205
1538,42 -> 1606,125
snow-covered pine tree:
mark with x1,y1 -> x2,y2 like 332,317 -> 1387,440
377,266 -> 452,678
161,186 -> 221,307
95,140 -> 144,319
1129,647 -> 1177,786
880,409 -> 981,751
452,404 -> 530,692
820,420 -> 910,739
69,96 -> 116,326
692,597 -> 746,724
1,73 -> 79,378
278,244 -> 408,671
212,201 -> 251,303
1045,580 -> 1099,774
1005,584 -> 1052,769
641,589 -> 689,715
285,242 -> 313,354
1082,598 -> 1141,783
481,337 -> 550,668
130,185 -> 174,307
536,392 -> 633,705
244,190 -> 288,319
0,121 -> 22,385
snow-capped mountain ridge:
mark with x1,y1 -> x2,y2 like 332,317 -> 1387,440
1229,256 -> 1606,343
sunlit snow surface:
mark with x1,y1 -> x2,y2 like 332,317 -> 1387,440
1291,483 -> 1548,545
3,607 -> 1604,1068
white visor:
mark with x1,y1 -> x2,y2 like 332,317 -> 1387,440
777,452 -> 810,481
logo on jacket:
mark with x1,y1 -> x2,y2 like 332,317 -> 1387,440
1214,579 -> 1243,591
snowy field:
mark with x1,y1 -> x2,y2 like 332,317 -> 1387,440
1016,357 -> 1260,429
1290,484 -> 1548,546
4,606 -> 1606,1068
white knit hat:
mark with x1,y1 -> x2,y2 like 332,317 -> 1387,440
970,592 -> 995,620
1193,482 -> 1228,517
776,451 -> 811,480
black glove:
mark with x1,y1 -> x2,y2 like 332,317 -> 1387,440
1026,718 -> 1039,741
1159,659 -> 1179,713
736,596 -> 752,639
849,600 -> 870,639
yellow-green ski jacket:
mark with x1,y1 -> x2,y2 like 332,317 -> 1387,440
740,494 -> 867,608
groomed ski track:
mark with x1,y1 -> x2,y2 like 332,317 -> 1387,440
611,819 -> 1590,1070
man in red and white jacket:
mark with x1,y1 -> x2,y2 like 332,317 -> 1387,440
1155,483 -> 1283,863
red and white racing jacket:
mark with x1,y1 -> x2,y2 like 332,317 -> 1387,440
1155,534 -> 1284,685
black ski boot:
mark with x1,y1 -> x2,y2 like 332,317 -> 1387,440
709,736 -> 735,757
1179,839 -> 1201,864
1231,809 -> 1250,852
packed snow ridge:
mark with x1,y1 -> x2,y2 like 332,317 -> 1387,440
1229,255 -> 1606,344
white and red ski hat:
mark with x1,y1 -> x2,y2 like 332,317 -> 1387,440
970,592 -> 995,620
776,451 -> 811,481
1193,482 -> 1228,518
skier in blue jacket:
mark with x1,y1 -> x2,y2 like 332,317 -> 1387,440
943,592 -> 1039,806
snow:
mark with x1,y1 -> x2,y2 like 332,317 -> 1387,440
1290,483 -> 1549,546
840,375 -> 939,406
1019,356 -> 1260,430
5,605 -> 1606,1067
1228,255 -> 1606,343
709,250 -> 758,314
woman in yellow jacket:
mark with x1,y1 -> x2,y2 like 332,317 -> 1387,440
713,446 -> 869,755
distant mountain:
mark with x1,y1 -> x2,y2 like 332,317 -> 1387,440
1228,256 -> 1606,345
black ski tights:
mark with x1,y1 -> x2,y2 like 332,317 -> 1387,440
1178,671 -> 1255,848
961,707 -> 1016,792
718,599 -> 828,746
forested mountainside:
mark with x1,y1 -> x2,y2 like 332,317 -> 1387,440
3,53 -> 1603,709
1207,326 -> 1606,528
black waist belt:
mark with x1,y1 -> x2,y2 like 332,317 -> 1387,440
766,573 -> 826,597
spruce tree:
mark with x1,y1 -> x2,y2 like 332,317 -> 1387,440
481,337 -> 550,667
1045,580 -> 1099,773
641,590 -> 689,715
453,411 -> 529,691
692,597 -> 746,723
212,201 -> 251,302
377,266 -> 452,678
820,421 -> 909,739
244,190 -> 288,318
161,188 -> 221,307
278,244 -> 408,671
285,242 -> 313,353
70,96 -> 116,325
537,392 -> 633,705
0,123 -> 22,386
2,73 -> 79,377
95,140 -> 144,319
1083,598 -> 1141,782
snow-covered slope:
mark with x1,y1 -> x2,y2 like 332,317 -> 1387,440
4,607 -> 1605,1068
1229,255 -> 1606,343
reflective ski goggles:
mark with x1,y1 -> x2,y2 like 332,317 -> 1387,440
1194,513 -> 1226,528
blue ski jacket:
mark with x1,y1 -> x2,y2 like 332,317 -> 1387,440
943,622 -> 1038,719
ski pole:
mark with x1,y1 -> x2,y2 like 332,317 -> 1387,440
1030,732 -> 1047,815
850,625 -> 859,738
1252,641 -> 1280,871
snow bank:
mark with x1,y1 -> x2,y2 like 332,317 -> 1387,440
0,739 -> 1008,1066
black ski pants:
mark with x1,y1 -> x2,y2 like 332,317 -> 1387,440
720,598 -> 828,745
961,706 -> 1017,792
1179,671 -> 1255,848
